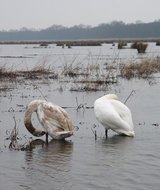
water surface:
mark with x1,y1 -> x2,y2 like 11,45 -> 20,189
0,44 -> 160,190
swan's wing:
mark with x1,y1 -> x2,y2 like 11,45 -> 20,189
110,100 -> 134,128
50,131 -> 73,140
94,99 -> 118,127
37,102 -> 73,133
94,98 -> 134,134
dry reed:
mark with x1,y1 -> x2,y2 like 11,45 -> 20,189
120,59 -> 160,79
130,42 -> 148,53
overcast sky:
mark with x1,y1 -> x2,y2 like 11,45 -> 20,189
0,0 -> 160,30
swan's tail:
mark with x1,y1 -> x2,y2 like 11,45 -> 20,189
118,130 -> 135,137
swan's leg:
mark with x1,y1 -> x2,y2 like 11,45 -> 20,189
105,129 -> 108,138
46,132 -> 49,144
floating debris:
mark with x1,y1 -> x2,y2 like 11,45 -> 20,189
152,123 -> 159,127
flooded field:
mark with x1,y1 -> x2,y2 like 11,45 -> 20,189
0,42 -> 160,190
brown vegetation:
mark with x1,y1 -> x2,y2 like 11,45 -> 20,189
156,41 -> 160,46
0,64 -> 58,81
120,59 -> 160,79
0,57 -> 160,91
56,40 -> 102,47
0,65 -> 17,80
130,42 -> 148,53
18,64 -> 57,79
118,41 -> 127,49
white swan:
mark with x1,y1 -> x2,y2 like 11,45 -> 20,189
24,100 -> 73,141
94,94 -> 135,137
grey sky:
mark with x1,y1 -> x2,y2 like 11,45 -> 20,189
0,0 -> 160,30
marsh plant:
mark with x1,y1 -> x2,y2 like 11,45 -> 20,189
61,63 -> 82,77
130,42 -> 148,53
0,64 -> 17,80
120,58 -> 160,79
0,63 -> 58,81
56,40 -> 102,47
118,41 -> 127,49
156,41 -> 160,46
0,56 -> 160,91
69,62 -> 118,91
20,63 -> 54,79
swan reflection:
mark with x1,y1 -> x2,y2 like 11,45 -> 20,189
24,139 -> 73,189
25,139 -> 73,165
96,134 -> 134,157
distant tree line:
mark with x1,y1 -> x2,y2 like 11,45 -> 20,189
0,21 -> 160,41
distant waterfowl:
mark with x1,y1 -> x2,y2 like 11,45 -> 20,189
94,94 -> 135,137
24,100 -> 73,142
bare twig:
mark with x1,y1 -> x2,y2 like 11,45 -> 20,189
75,96 -> 79,108
9,115 -> 19,149
75,96 -> 85,111
91,128 -> 97,141
124,90 -> 135,104
34,85 -> 47,101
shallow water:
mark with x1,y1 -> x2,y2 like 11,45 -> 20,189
0,44 -> 160,189
0,42 -> 159,71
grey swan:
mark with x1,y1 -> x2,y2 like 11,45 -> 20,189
24,100 -> 73,142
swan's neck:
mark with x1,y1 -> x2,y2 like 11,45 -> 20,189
24,100 -> 45,137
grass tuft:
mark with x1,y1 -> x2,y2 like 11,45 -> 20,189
131,42 -> 148,53
120,59 -> 160,79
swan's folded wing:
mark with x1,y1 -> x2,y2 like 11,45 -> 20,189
38,103 -> 73,132
111,100 -> 134,129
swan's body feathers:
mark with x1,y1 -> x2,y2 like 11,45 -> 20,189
24,100 -> 73,140
94,94 -> 135,137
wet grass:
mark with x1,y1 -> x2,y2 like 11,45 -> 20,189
0,66 -> 17,80
18,64 -> 58,80
120,58 -> 160,79
0,64 -> 58,81
0,57 -> 160,91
